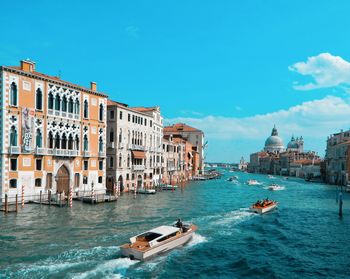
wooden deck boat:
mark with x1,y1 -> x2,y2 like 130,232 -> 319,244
120,223 -> 197,260
250,199 -> 278,214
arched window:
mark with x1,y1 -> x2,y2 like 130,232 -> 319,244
68,97 -> 74,113
68,134 -> 74,150
119,153 -> 122,168
48,132 -> 53,148
61,133 -> 67,149
55,94 -> 61,111
99,136 -> 103,152
99,104 -> 104,121
36,88 -> 43,110
83,135 -> 88,151
62,96 -> 67,112
75,135 -> 80,151
54,133 -> 60,149
109,129 -> 114,143
75,99 -> 80,114
83,99 -> 88,118
10,179 -> 17,188
128,130 -> 130,144
48,93 -> 54,110
10,126 -> 18,146
127,154 -> 130,167
36,129 -> 42,147
10,82 -> 17,106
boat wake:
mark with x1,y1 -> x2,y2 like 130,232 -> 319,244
213,208 -> 255,227
187,233 -> 208,247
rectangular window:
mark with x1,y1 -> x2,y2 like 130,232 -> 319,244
83,176 -> 88,184
98,176 -> 103,183
10,158 -> 17,171
10,179 -> 17,188
46,173 -> 53,189
99,160 -> 103,170
74,173 -> 80,187
120,111 -> 123,120
110,157 -> 114,168
36,159 -> 42,170
126,173 -> 130,180
145,119 -> 147,126
84,160 -> 88,170
128,114 -> 131,122
150,120 -> 153,127
132,115 -> 135,123
35,178 -> 42,187
110,110 -> 115,119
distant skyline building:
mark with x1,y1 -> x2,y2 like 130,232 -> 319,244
264,125 -> 285,153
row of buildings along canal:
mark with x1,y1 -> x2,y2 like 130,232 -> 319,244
0,59 -> 205,204
248,125 -> 350,186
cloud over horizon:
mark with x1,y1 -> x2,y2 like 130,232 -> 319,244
166,95 -> 350,161
289,53 -> 350,90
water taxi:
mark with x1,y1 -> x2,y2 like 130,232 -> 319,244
246,179 -> 261,185
137,188 -> 156,194
120,222 -> 197,260
250,199 -> 278,214
268,184 -> 284,191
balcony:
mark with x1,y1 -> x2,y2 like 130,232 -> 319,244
83,151 -> 90,157
35,147 -> 46,155
98,151 -> 106,157
9,146 -> 21,154
132,165 -> 145,171
108,142 -> 115,149
128,144 -> 145,151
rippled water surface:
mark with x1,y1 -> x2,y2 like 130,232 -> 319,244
1,171 -> 350,278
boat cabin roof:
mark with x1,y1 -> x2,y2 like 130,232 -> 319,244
149,225 -> 180,236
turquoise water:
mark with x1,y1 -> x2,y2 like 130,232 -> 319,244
1,170 -> 350,278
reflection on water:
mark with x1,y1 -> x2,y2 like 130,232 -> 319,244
1,171 -> 350,278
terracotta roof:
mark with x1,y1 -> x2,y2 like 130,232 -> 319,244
107,99 -> 128,107
4,66 -> 107,97
164,123 -> 202,133
131,107 -> 158,112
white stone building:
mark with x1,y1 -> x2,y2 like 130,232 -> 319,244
106,101 -> 163,192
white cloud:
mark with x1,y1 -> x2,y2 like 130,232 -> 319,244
289,53 -> 350,90
166,96 -> 350,160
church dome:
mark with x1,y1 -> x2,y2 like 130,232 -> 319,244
264,125 -> 285,152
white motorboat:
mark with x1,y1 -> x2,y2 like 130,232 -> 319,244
120,222 -> 197,260
246,179 -> 261,185
268,175 -> 276,179
137,188 -> 156,195
250,199 -> 278,214
157,184 -> 178,190
268,184 -> 284,191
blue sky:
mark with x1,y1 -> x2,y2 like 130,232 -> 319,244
2,0 -> 350,162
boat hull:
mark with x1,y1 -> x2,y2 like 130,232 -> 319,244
120,228 -> 195,260
250,203 -> 278,214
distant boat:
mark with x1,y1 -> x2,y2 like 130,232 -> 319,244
156,184 -> 178,190
137,188 -> 156,195
268,175 -> 276,179
267,184 -> 284,191
227,176 -> 239,182
250,199 -> 278,214
246,179 -> 261,185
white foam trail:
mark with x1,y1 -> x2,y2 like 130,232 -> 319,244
187,233 -> 208,247
213,208 -> 254,226
72,257 -> 139,279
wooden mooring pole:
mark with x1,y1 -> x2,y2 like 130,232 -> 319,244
4,194 -> 8,214
339,191 -> 343,218
48,190 -> 51,206
15,194 -> 18,213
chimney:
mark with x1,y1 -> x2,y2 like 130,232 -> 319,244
90,81 -> 97,91
20,59 -> 36,72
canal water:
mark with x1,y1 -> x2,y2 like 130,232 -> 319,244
1,170 -> 350,278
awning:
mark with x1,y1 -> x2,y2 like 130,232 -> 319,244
131,150 -> 146,159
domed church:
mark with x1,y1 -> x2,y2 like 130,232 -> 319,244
264,125 -> 285,153
287,135 -> 304,153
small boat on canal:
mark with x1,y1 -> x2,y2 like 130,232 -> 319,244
137,188 -> 156,194
156,184 -> 178,190
267,184 -> 284,191
250,199 -> 278,214
120,222 -> 197,260
227,176 -> 239,182
246,179 -> 261,185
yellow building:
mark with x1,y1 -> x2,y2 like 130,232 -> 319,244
0,60 -> 107,203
